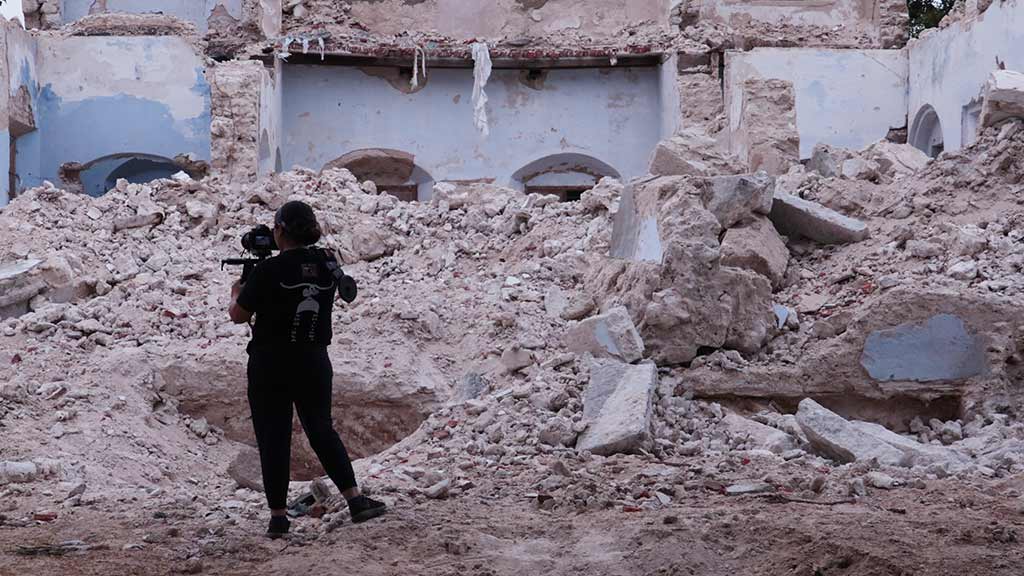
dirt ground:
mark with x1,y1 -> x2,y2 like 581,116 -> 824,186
3,475 -> 1023,576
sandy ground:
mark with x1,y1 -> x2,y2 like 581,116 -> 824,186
3,476 -> 1023,576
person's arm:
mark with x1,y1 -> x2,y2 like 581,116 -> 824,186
228,280 -> 253,324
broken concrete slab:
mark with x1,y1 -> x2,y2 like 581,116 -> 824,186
576,359 -> 657,456
719,217 -> 789,290
0,259 -> 45,319
649,129 -> 742,178
701,171 -> 774,229
795,399 -> 906,466
860,314 -> 986,382
770,192 -> 869,244
722,413 -> 797,454
849,420 -> 963,467
565,306 -> 645,363
980,69 -> 1024,129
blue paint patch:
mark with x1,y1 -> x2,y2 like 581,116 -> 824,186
0,129 -> 10,206
860,314 -> 987,382
35,85 -> 210,186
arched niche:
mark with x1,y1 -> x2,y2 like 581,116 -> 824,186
511,153 -> 621,202
909,105 -> 944,158
323,148 -> 434,202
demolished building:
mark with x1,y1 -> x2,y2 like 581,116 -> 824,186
1,0 -> 1024,574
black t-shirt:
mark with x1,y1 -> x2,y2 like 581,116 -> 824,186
236,248 -> 338,348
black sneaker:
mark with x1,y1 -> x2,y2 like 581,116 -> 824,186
266,515 -> 290,539
348,495 -> 387,524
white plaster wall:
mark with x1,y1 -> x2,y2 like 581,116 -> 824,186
725,48 -> 908,158
1,0 -> 24,25
908,0 -> 1024,151
281,65 -> 663,187
258,60 -> 282,176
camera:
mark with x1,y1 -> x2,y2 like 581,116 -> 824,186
222,225 -> 279,282
240,224 -> 278,258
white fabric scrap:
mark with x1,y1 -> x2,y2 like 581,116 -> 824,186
411,45 -> 428,90
471,42 -> 493,137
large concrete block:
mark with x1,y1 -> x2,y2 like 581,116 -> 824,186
770,192 -> 869,244
860,314 -> 986,382
848,421 -> 963,467
566,306 -> 645,363
576,359 -> 657,456
649,129 -> 741,178
701,171 -> 774,229
980,70 -> 1024,129
795,399 -> 905,466
719,217 -> 789,289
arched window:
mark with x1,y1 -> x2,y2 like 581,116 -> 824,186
323,148 -> 434,202
511,153 -> 621,202
909,105 -> 944,158
77,153 -> 193,198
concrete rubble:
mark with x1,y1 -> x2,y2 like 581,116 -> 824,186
0,0 -> 1023,572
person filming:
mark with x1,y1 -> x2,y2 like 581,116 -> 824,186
227,200 -> 386,538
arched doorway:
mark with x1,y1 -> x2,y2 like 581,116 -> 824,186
76,153 -> 193,197
909,105 -> 944,158
511,153 -> 621,202
323,148 -> 434,202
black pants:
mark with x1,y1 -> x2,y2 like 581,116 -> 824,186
247,346 -> 357,510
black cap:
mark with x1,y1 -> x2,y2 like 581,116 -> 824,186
274,200 -> 317,232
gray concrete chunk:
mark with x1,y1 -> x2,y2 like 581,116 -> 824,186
702,171 -> 774,229
860,314 -> 986,382
566,306 -> 645,363
576,359 -> 657,456
795,399 -> 905,466
770,192 -> 869,244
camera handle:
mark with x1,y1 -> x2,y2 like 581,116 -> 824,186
221,258 -> 261,283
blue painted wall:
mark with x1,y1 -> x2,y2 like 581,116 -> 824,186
0,129 -> 10,206
29,36 -> 212,193
60,0 -> 244,33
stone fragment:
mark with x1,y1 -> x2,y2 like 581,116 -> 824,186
0,461 -> 39,484
865,472 -> 898,490
770,193 -> 869,244
565,306 -> 644,363
113,212 -> 163,232
649,129 -> 741,177
719,217 -> 789,289
576,359 -> 657,456
189,417 -> 210,438
840,158 -> 880,181
538,416 -> 577,447
701,171 -> 774,229
721,413 -> 797,454
860,314 -> 985,382
947,260 -> 978,280
848,421 -> 960,466
795,399 -> 905,466
980,69 -> 1024,129
500,346 -> 534,374
724,482 -> 774,496
862,140 -> 929,178
807,144 -> 849,178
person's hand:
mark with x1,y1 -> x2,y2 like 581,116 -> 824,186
231,279 -> 244,299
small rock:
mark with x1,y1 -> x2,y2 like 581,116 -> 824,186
425,479 -> 451,500
724,482 -> 774,496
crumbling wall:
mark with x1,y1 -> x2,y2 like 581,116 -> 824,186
258,59 -> 282,176
332,0 -> 669,39
58,0 -> 241,33
725,48 -> 909,159
281,64 -> 663,186
908,0 -> 1024,152
209,60 -> 266,186
686,0 -> 905,47
4,19 -> 40,202
32,36 -> 211,190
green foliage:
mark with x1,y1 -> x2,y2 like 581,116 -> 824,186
908,0 -> 958,37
